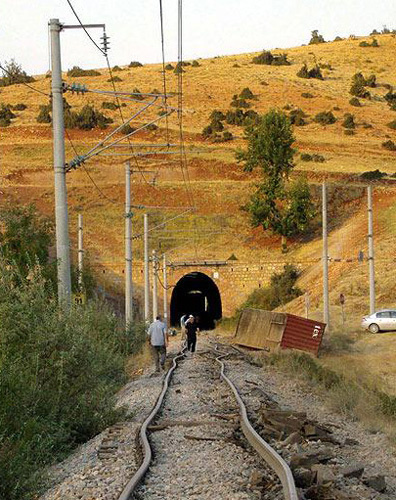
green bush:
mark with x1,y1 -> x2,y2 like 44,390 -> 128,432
309,29 -> 325,44
36,105 -> 51,124
297,64 -> 323,80
146,123 -> 158,131
360,169 -> 386,180
289,108 -> 307,126
209,110 -> 226,122
112,65 -> 123,72
174,62 -> 185,74
314,111 -> 336,125
365,74 -> 377,87
129,61 -> 143,68
0,59 -> 35,87
359,41 -> 370,47
0,270 -> 128,500
165,63 -> 174,70
349,97 -> 361,107
108,76 -> 122,83
102,101 -> 119,110
0,104 -> 16,126
387,120 -> 396,130
230,95 -> 251,108
64,105 -> 113,130
13,103 -> 27,111
371,38 -> 379,47
202,125 -> 213,138
344,129 -> 355,136
238,264 -> 303,312
382,140 -> 396,151
120,123 -> 135,135
239,87 -> 255,100
191,60 -> 200,67
342,113 -> 356,129
67,66 -> 101,77
300,153 -> 325,162
252,50 -> 274,65
301,92 -> 314,98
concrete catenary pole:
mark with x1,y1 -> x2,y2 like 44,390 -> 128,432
144,214 -> 150,322
163,254 -> 168,326
50,18 -> 72,305
125,162 -> 133,326
77,214 -> 83,290
322,182 -> 330,329
152,249 -> 158,320
368,185 -> 375,314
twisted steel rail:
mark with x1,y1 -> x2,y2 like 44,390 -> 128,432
118,346 -> 298,500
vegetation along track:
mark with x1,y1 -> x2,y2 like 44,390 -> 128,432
119,339 -> 297,500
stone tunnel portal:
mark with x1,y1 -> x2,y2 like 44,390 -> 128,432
170,272 -> 222,330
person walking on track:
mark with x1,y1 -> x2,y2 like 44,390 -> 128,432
147,315 -> 168,372
185,315 -> 199,354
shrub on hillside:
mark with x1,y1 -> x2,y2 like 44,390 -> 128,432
360,169 -> 386,180
191,60 -> 200,67
349,97 -> 361,107
230,95 -> 251,108
36,105 -> 51,124
0,59 -> 35,87
297,63 -> 323,80
359,41 -> 371,47
239,87 -> 255,100
146,123 -> 158,131
12,103 -> 27,111
300,153 -> 325,162
102,101 -> 119,110
120,123 -> 135,135
209,110 -> 226,122
387,120 -> 396,130
67,66 -> 101,77
64,105 -> 113,130
129,61 -> 143,68
174,62 -> 185,74
112,65 -> 123,72
342,113 -> 356,129
108,76 -> 122,82
301,92 -> 314,99
309,30 -> 325,44
238,264 -> 303,312
382,140 -> 396,151
314,111 -> 336,125
0,104 -> 16,126
289,108 -> 307,126
344,129 -> 355,136
165,63 -> 174,70
132,88 -> 144,100
365,74 -> 377,87
252,50 -> 290,66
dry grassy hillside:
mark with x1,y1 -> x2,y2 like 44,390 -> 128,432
1,33 -> 396,323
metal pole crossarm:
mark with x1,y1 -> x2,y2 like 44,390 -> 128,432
62,23 -> 106,30
99,151 -> 181,158
109,144 -> 178,148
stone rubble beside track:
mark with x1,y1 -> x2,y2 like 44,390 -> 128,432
222,342 -> 396,500
132,346 -> 283,500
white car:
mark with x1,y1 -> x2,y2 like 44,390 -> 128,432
361,310 -> 396,333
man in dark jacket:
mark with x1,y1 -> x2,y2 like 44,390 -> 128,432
185,315 -> 199,353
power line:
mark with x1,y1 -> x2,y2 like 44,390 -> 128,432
65,0 -> 106,56
159,0 -> 170,145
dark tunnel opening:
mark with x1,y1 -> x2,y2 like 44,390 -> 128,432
170,272 -> 222,330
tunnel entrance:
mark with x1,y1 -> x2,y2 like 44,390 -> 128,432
170,272 -> 222,330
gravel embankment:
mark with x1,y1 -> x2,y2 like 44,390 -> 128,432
133,348 -> 282,500
223,345 -> 396,500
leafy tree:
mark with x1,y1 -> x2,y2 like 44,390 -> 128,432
309,30 -> 325,44
0,59 -> 35,87
238,110 -> 315,248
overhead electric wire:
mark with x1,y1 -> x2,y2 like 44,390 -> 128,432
65,129 -> 117,204
159,0 -> 170,146
65,0 -> 106,56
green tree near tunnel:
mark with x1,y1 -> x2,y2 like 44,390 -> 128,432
237,109 -> 315,250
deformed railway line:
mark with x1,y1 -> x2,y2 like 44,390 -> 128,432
118,342 -> 298,500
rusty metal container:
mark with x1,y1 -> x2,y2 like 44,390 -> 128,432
234,309 -> 326,357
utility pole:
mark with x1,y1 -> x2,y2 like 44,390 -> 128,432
163,254 -> 168,326
77,214 -> 83,290
368,185 -> 375,314
125,162 -> 133,326
50,18 -> 72,305
144,213 -> 150,323
152,249 -> 158,320
322,182 -> 330,329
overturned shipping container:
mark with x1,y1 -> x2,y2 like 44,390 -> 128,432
234,309 -> 326,357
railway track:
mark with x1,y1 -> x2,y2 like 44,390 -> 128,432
118,341 -> 298,500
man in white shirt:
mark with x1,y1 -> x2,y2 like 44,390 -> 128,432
147,315 -> 168,372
